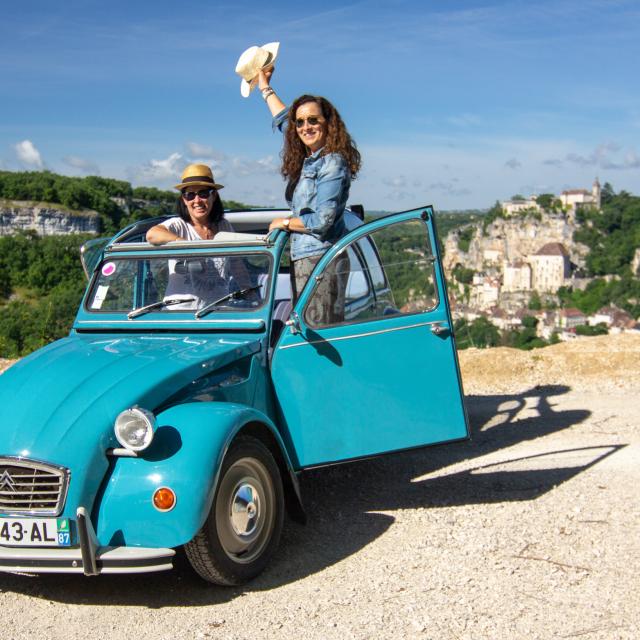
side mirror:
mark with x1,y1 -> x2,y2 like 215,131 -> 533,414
80,238 -> 111,280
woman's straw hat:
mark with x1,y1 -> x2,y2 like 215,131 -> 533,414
235,42 -> 280,97
174,164 -> 224,191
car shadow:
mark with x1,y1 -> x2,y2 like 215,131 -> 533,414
0,384 -> 623,607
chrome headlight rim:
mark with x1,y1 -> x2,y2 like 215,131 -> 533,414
114,406 -> 157,452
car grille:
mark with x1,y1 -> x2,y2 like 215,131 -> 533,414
0,458 -> 70,516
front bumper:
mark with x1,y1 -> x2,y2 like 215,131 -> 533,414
0,545 -> 175,574
0,506 -> 175,576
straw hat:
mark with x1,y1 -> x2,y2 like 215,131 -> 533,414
174,164 -> 224,191
235,42 -> 280,97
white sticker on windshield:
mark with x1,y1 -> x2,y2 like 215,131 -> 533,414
102,262 -> 116,277
91,285 -> 109,309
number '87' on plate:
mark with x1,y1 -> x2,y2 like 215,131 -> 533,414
0,517 -> 72,547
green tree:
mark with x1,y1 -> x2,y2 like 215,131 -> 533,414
575,323 -> 608,336
504,316 -> 548,350
528,291 -> 542,310
600,182 -> 615,206
456,226 -> 474,253
574,187 -> 640,276
535,193 -> 562,212
452,265 -> 475,285
454,317 -> 500,350
482,200 -> 505,232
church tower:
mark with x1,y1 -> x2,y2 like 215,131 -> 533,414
592,177 -> 601,209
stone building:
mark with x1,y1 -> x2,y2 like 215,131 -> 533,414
502,260 -> 532,292
528,242 -> 570,293
500,178 -> 601,217
558,308 -> 587,329
501,196 -> 540,216
559,178 -> 601,212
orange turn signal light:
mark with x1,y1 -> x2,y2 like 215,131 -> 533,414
152,487 -> 176,512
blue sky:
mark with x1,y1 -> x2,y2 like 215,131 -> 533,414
1,0 -> 639,210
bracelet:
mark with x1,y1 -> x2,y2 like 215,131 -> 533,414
261,87 -> 275,100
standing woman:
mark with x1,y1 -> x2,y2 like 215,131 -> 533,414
257,69 -> 361,325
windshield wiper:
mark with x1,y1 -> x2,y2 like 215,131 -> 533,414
128,296 -> 197,319
195,286 -> 262,319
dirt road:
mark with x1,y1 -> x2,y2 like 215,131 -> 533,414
1,335 -> 638,639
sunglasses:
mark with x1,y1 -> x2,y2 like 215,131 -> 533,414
182,188 -> 214,201
295,116 -> 325,128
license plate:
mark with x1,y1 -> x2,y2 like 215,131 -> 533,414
0,517 -> 72,547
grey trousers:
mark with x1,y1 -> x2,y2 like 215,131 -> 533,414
291,253 -> 349,327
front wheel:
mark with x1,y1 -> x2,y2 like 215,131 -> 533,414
184,436 -> 284,585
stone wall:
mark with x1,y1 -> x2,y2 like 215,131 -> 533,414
0,201 -> 100,236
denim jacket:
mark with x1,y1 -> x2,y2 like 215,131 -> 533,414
273,108 -> 352,260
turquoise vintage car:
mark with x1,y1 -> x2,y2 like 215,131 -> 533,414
0,206 -> 468,585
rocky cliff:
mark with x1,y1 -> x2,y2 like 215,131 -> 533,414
443,212 -> 588,273
0,200 -> 100,236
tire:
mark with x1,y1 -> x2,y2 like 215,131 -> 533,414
184,435 -> 284,585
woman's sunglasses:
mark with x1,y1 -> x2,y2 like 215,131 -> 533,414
295,116 -> 324,128
182,188 -> 214,201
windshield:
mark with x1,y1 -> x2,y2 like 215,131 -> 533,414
86,252 -> 272,314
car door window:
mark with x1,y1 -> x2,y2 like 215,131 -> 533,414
304,219 -> 438,328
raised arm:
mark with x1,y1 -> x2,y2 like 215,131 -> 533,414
258,69 -> 286,117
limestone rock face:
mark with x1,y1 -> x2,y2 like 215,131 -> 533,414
0,201 -> 100,236
443,213 -> 588,274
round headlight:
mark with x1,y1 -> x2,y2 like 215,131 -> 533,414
114,407 -> 156,451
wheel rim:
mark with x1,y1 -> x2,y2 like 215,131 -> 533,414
215,457 -> 276,564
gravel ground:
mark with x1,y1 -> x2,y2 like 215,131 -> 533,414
1,335 -> 639,639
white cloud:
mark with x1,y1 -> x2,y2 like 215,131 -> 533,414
382,176 -> 408,188
228,155 -> 279,178
62,155 -> 100,174
129,152 -> 183,184
14,140 -> 43,168
544,142 -> 640,170
386,189 -> 413,201
184,142 -> 224,161
428,181 -> 472,197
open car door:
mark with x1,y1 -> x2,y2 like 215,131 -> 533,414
271,206 -> 469,468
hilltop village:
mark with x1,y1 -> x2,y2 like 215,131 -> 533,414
443,179 -> 640,341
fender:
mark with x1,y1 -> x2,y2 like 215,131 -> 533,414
93,402 -> 297,548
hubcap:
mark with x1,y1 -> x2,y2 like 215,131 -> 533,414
230,482 -> 260,536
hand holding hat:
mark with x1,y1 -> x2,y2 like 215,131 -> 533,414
235,42 -> 280,97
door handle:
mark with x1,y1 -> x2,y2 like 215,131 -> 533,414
285,311 -> 302,335
430,322 -> 449,336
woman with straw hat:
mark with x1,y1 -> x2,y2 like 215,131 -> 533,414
145,163 -> 242,309
146,163 -> 232,244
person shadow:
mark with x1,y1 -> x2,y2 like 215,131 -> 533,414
0,384 -> 622,607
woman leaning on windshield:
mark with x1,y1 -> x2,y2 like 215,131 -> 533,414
146,163 -> 233,244
257,69 -> 361,323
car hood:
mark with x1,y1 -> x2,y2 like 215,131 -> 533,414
0,333 -> 261,465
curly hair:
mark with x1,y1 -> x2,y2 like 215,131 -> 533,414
176,189 -> 224,227
282,95 -> 361,198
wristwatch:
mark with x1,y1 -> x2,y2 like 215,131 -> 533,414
282,218 -> 291,231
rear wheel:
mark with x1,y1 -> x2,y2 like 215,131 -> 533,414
185,436 -> 284,585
